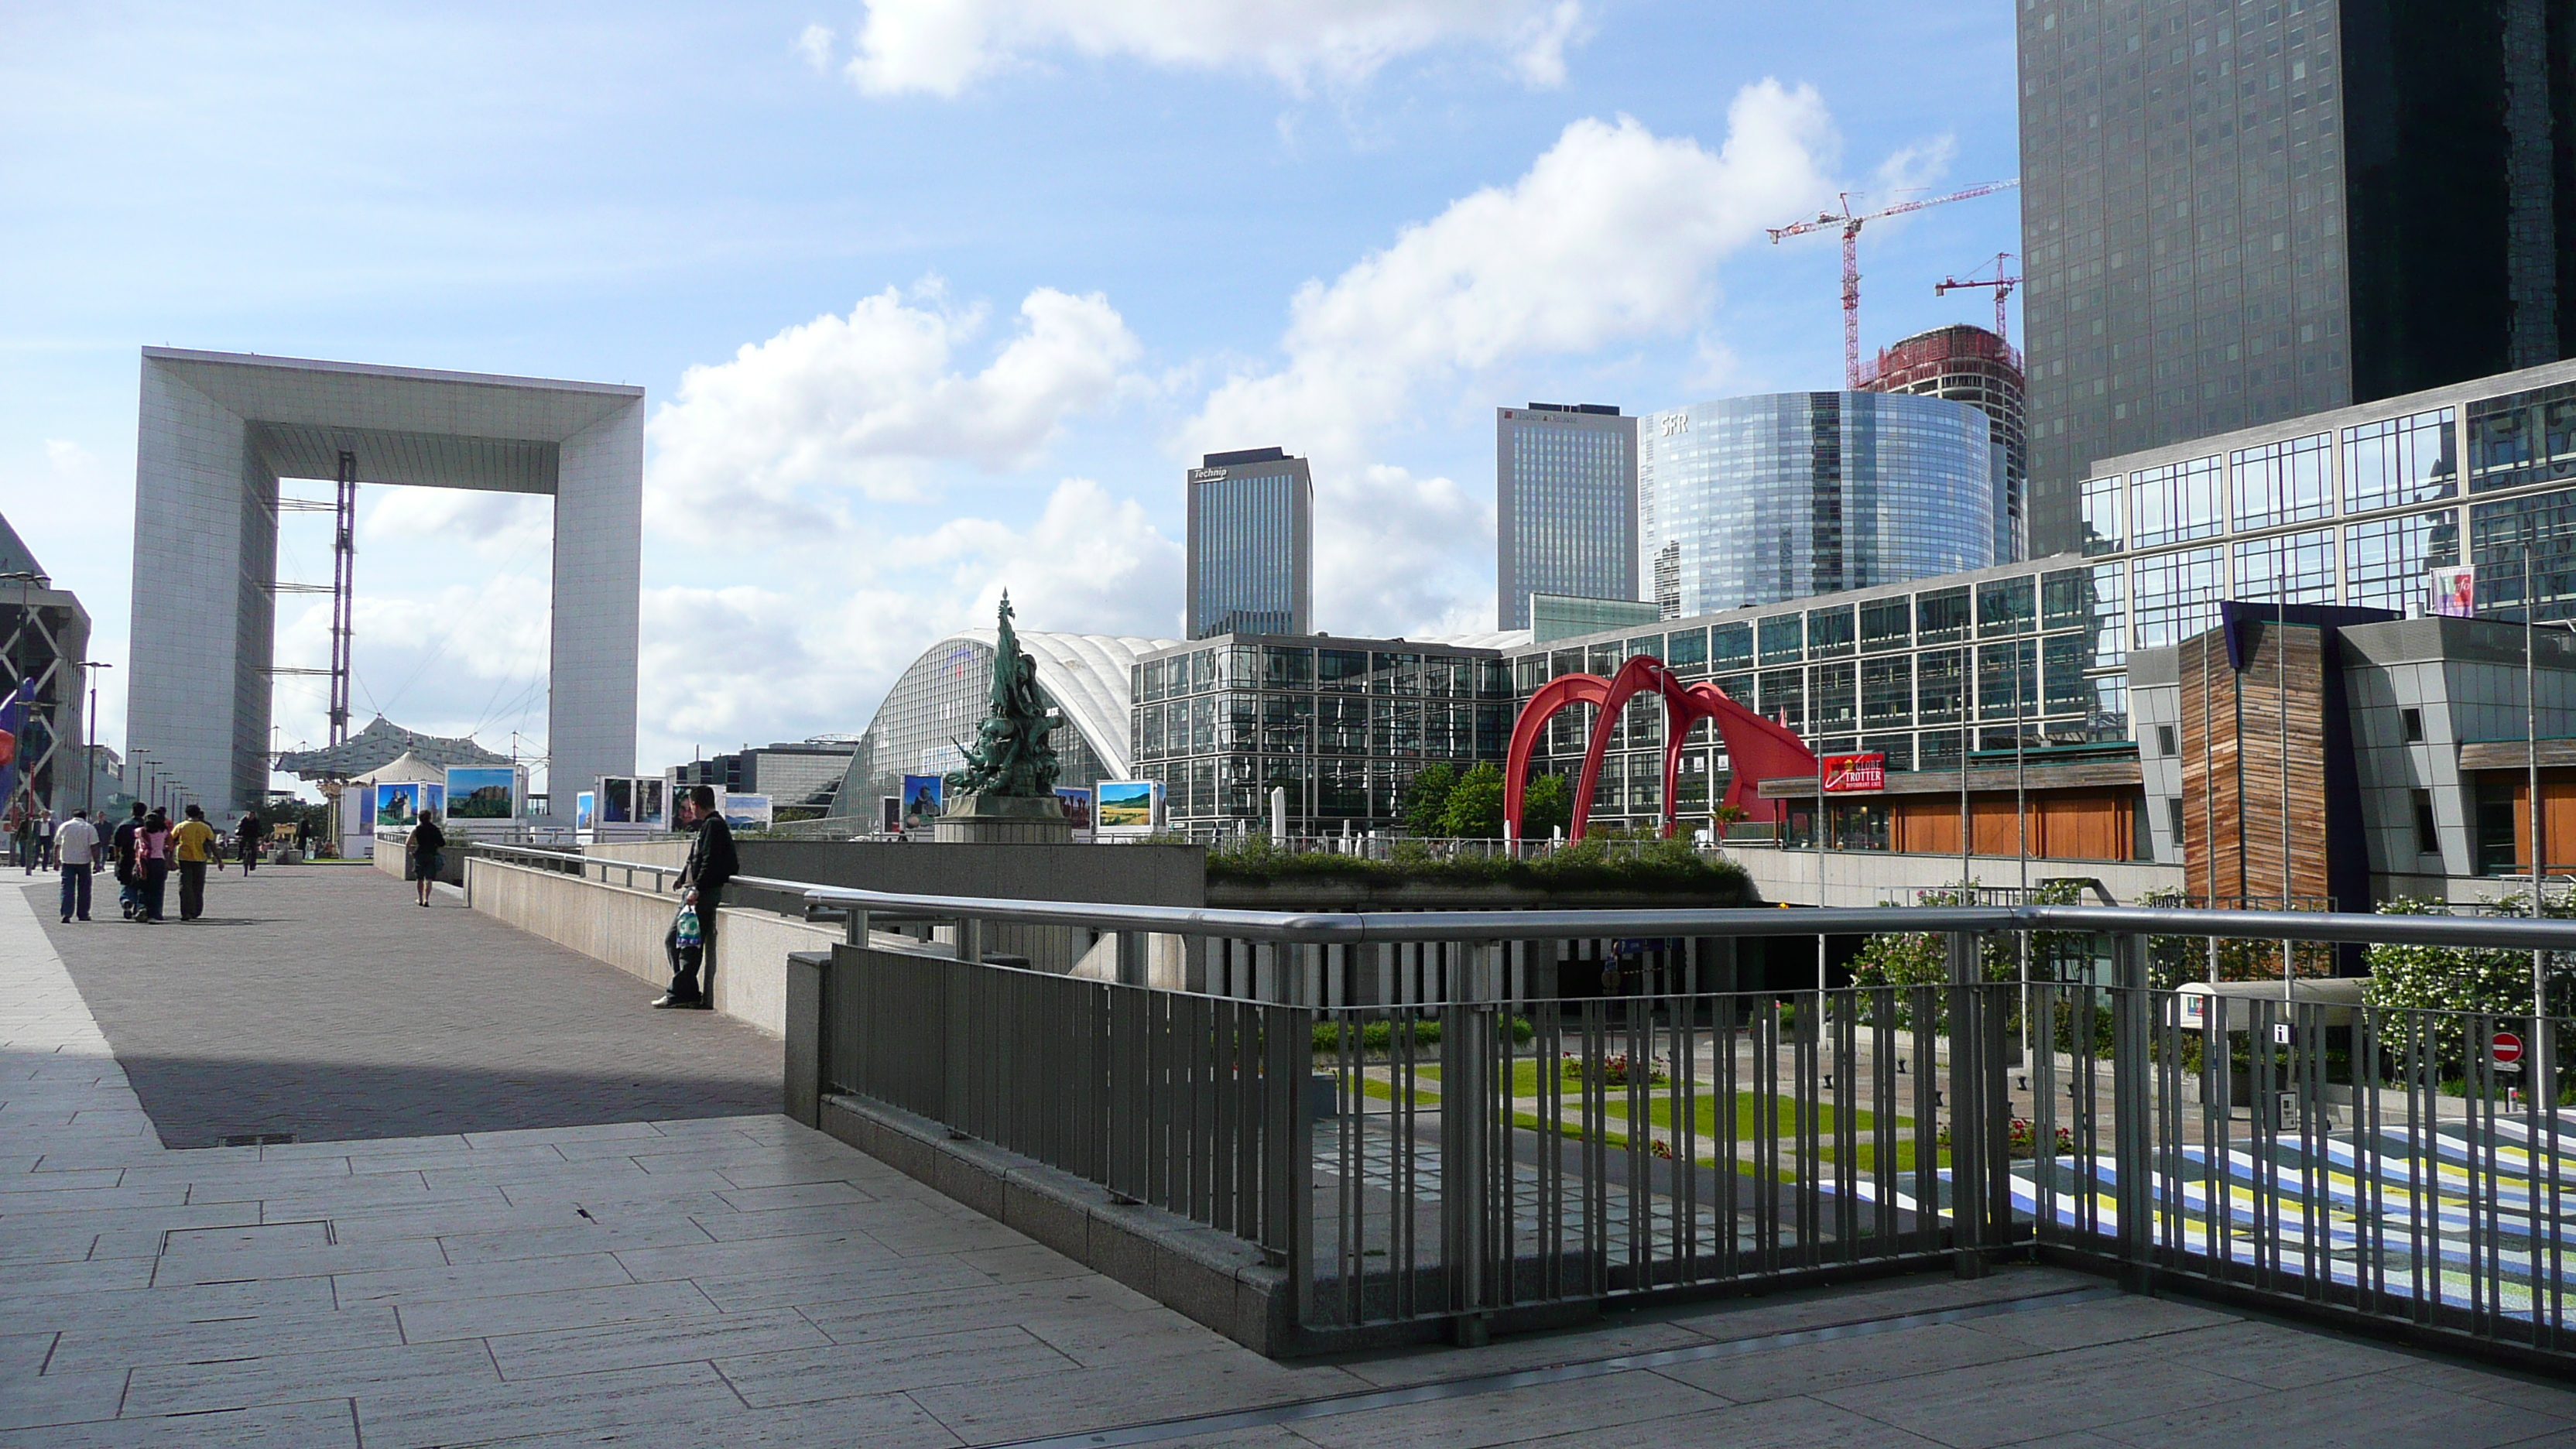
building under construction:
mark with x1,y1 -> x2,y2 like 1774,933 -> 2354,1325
1859,323 -> 2028,564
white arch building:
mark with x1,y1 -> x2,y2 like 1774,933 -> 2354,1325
827,629 -> 1177,820
127,348 -> 642,819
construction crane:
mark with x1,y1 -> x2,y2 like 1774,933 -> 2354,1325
1934,252 -> 2024,345
1767,179 -> 2020,387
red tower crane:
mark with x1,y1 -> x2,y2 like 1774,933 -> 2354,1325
1767,179 -> 2021,388
1934,252 -> 2024,345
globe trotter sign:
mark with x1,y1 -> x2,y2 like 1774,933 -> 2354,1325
1821,752 -> 1886,794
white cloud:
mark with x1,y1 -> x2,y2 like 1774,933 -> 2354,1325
633,478 -> 1180,769
796,23 -> 834,72
360,488 -> 553,565
1179,84 -> 1836,632
643,284 -> 1141,541
837,0 -> 1591,98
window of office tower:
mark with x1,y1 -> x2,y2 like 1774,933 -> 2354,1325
2129,456 -> 2225,548
2081,476 -> 2123,555
2469,386 -> 2576,494
2345,510 -> 2458,613
2231,433 -> 2333,532
2232,529 -> 2338,605
2344,409 -> 2456,513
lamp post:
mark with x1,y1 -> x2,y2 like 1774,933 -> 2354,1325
74,662 -> 111,817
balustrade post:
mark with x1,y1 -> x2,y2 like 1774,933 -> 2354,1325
1440,995 -> 1497,1340
1946,930 -> 1994,1276
2109,932 -> 2155,1287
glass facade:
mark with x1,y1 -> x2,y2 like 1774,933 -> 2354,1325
1187,451 -> 1310,639
2091,372 -> 2576,632
1638,392 -> 1996,619
1502,559 -> 2124,831
1497,406 -> 1639,631
1133,634 -> 1513,834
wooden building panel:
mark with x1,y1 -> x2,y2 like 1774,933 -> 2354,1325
2178,622 -> 2331,903
1886,790 -> 2137,862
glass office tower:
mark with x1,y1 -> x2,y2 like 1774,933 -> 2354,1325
1187,447 -> 1312,639
1495,404 -> 1639,630
1639,392 -> 1999,619
2019,0 -> 2576,557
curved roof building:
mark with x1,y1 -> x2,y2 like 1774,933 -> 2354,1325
826,629 -> 1179,821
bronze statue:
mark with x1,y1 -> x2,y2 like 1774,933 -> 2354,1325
944,592 -> 1062,800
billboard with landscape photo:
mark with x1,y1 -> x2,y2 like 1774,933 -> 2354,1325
446,767 -> 519,820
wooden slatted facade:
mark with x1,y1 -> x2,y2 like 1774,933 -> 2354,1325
2177,620 -> 2331,903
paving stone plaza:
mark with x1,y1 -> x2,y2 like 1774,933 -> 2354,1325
5,863 -> 2574,1447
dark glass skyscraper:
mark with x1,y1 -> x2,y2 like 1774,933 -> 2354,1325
1186,447 -> 1311,639
1495,403 -> 1639,630
2019,0 -> 2576,555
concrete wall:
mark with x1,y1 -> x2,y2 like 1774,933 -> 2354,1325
371,834 -> 463,885
464,855 -> 848,1036
1728,844 -> 2182,906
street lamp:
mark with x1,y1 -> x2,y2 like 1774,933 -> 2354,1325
74,662 -> 111,817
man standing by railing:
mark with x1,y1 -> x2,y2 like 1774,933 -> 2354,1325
655,784 -> 735,1010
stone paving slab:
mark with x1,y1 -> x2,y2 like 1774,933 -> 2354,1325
20,868 -> 778,1147
6,870 -> 2576,1447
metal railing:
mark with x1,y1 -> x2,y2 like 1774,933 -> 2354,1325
785,885 -> 2576,1361
459,841 -> 2576,1360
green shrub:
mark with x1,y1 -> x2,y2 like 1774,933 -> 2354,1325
1207,833 -> 1755,899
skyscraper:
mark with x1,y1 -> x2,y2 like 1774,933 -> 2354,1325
1639,392 -> 1996,618
1186,447 -> 1311,639
1495,403 -> 1639,630
1860,324 -> 2027,563
2018,1 -> 2576,554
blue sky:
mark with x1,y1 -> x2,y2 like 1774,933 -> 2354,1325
0,1 -> 2021,794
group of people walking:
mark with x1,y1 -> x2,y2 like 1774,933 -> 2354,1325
47,800 -> 265,923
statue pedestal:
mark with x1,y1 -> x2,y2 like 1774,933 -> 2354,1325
933,793 -> 1072,846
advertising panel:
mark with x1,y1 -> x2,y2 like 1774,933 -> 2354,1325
575,792 -> 595,830
1821,752 -> 1886,794
900,775 -> 945,834
1053,786 -> 1094,833
445,766 -> 519,820
374,781 -> 445,828
1094,779 -> 1160,834
719,793 -> 773,831
880,796 -> 901,835
2429,564 -> 2476,618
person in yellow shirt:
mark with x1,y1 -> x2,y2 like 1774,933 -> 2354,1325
170,804 -> 223,922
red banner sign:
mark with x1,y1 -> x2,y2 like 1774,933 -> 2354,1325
1821,752 -> 1886,793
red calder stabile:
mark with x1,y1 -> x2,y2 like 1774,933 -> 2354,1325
1504,656 -> 1819,842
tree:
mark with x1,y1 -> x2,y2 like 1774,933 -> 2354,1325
1439,762 -> 1506,838
1403,762 -> 1458,837
1522,772 -> 1574,839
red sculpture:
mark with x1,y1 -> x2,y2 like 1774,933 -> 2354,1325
1504,656 -> 1817,841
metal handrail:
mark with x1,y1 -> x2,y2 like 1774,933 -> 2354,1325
470,839 -> 2576,950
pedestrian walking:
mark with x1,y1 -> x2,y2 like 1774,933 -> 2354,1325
172,804 -> 221,921
135,809 -> 171,923
54,808 -> 98,923
111,802 -> 145,920
36,808 -> 55,868
408,809 -> 446,906
295,815 -> 313,856
235,807 -> 262,875
654,784 -> 735,1010
12,806 -> 34,875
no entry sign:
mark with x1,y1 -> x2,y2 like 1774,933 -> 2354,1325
2492,1030 -> 2526,1067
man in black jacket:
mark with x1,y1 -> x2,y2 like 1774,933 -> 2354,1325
655,785 -> 736,1009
